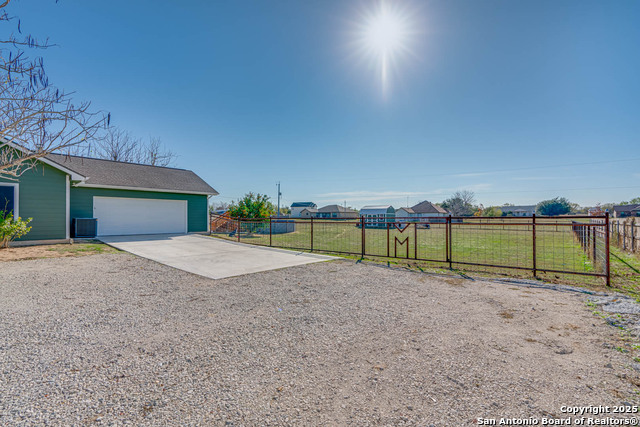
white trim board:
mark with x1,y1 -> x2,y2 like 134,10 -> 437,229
65,175 -> 70,240
0,139 -> 86,181
0,182 -> 19,219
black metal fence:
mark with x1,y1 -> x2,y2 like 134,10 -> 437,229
211,214 -> 611,285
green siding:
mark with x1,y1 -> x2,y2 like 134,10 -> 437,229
69,187 -> 208,233
0,163 -> 67,241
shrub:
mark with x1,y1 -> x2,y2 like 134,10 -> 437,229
536,197 -> 572,216
0,210 -> 33,248
227,193 -> 276,219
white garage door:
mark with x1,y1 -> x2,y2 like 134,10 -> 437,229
94,196 -> 188,236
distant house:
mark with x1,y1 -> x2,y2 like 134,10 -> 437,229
299,208 -> 318,218
291,202 -> 317,218
395,207 -> 415,223
501,205 -> 536,217
316,204 -> 359,219
360,205 -> 395,228
613,204 -> 640,218
588,206 -> 604,216
411,200 -> 448,221
396,201 -> 448,225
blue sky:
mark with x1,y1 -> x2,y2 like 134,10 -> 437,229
15,0 -> 640,208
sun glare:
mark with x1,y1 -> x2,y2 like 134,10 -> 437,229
364,6 -> 407,56
357,1 -> 413,98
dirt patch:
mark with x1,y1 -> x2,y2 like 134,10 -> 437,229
498,309 -> 515,319
0,243 -> 119,262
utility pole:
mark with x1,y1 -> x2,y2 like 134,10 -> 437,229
276,182 -> 282,218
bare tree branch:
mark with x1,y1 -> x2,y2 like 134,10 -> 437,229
84,127 -> 177,167
141,137 -> 176,167
0,0 -> 107,179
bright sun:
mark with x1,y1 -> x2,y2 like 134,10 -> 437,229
363,5 -> 407,56
357,1 -> 413,98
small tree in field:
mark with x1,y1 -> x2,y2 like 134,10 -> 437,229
536,197 -> 572,216
620,197 -> 640,205
0,209 -> 32,248
442,190 -> 477,216
484,206 -> 502,217
227,193 -> 276,219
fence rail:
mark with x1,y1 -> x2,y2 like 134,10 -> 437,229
211,214 -> 611,285
609,218 -> 639,253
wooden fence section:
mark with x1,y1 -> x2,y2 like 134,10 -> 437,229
609,218 -> 639,253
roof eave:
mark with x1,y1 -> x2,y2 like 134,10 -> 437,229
1,139 -> 87,181
74,182 -> 219,196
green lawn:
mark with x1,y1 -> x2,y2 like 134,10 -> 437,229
214,220 -> 601,277
609,247 -> 640,298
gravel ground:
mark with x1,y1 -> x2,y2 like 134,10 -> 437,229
1,253 -> 639,426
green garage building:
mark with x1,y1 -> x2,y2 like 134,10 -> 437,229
0,147 -> 218,244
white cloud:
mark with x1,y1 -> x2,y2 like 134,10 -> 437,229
313,184 -> 492,207
512,176 -> 562,181
449,172 -> 496,178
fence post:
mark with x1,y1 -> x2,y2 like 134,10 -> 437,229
237,218 -> 240,242
310,217 -> 314,252
447,214 -> 452,269
361,216 -> 365,258
632,218 -> 636,253
605,212 -> 611,287
386,222 -> 390,258
532,213 -> 537,278
617,221 -> 620,247
592,222 -> 597,262
414,222 -> 418,260
269,217 -> 272,247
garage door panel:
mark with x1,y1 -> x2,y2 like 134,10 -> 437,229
94,197 -> 187,236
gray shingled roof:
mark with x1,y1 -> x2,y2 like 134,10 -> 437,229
397,207 -> 415,214
614,204 -> 640,212
46,154 -> 218,195
318,204 -> 358,213
411,200 -> 448,214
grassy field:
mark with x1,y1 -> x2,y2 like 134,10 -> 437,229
214,219 -> 602,277
609,247 -> 640,297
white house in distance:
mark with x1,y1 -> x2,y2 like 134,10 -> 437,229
397,200 -> 448,224
501,205 -> 536,217
299,208 -> 318,218
360,205 -> 395,228
290,202 -> 317,218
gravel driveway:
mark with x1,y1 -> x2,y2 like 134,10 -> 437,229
1,253 -> 638,425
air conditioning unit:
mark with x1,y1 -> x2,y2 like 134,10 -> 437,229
73,218 -> 98,238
